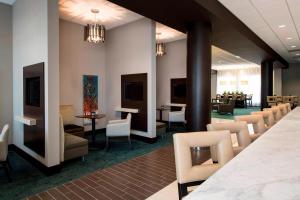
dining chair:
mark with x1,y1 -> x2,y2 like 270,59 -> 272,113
263,107 -> 282,123
251,110 -> 275,130
168,107 -> 186,130
0,124 -> 11,182
106,113 -> 132,150
272,105 -> 288,117
234,115 -> 267,141
207,121 -> 251,163
173,130 -> 234,199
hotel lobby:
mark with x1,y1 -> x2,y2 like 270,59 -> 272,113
1,0 -> 300,199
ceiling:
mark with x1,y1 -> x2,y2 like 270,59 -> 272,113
156,23 -> 186,43
59,0 -> 256,69
218,0 -> 300,63
212,46 -> 258,70
0,0 -> 257,70
0,0 -> 15,5
59,0 -> 143,29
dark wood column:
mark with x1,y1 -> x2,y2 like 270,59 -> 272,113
261,60 -> 273,110
186,22 -> 212,131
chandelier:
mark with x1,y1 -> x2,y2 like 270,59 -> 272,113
156,33 -> 166,56
85,9 -> 105,43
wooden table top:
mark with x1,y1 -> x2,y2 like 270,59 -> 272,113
75,114 -> 106,119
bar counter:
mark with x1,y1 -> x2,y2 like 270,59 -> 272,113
186,107 -> 300,200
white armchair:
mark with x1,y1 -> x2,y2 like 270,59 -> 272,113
168,107 -> 186,130
0,124 -> 11,182
106,113 -> 132,149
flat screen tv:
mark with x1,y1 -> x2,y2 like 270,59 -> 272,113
25,77 -> 40,107
174,83 -> 186,98
124,81 -> 143,101
171,78 -> 186,104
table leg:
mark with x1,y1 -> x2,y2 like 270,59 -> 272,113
160,110 -> 163,122
92,118 -> 96,145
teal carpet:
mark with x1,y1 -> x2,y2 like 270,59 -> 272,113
0,107 -> 259,200
211,107 -> 260,120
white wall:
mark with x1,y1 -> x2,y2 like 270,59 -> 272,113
273,67 -> 282,96
156,39 -> 187,107
59,19 -> 106,130
106,18 -> 156,138
0,3 -> 13,143
13,0 -> 60,167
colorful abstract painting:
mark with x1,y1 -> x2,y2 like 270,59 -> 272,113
83,75 -> 98,114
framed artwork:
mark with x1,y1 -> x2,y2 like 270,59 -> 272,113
83,75 -> 98,114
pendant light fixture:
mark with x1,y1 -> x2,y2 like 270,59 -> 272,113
84,9 -> 105,43
156,33 -> 166,56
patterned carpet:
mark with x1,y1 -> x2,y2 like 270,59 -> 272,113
0,107 -> 259,200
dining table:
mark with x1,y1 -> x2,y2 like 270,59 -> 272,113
76,113 -> 105,149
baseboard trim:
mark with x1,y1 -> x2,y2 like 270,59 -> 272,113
131,134 -> 158,144
9,144 -> 61,176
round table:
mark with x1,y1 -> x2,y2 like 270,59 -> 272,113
76,114 -> 105,149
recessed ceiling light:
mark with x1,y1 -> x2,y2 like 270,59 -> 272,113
235,56 -> 241,59
286,37 -> 293,40
278,24 -> 286,28
291,45 -> 297,48
296,53 -> 300,56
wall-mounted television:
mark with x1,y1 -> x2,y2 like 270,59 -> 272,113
173,83 -> 186,98
121,73 -> 148,132
25,77 -> 41,107
124,81 -> 144,101
171,78 -> 187,104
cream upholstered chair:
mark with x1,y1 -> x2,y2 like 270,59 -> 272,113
285,103 -> 292,112
168,107 -> 186,130
106,113 -> 132,150
267,96 -> 277,107
234,115 -> 267,141
0,125 -> 11,182
274,104 -> 288,117
264,107 -> 282,122
60,105 -> 84,137
207,121 -> 251,163
276,96 -> 283,104
251,111 -> 275,130
173,131 -> 234,199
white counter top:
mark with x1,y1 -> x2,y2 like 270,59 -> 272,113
164,103 -> 186,107
114,107 -> 139,113
186,107 -> 300,200
15,116 -> 36,126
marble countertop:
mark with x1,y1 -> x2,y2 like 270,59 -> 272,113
186,107 -> 300,200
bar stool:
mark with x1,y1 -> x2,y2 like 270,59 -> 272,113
251,111 -> 275,130
284,103 -> 292,112
264,107 -> 282,122
207,121 -> 251,163
234,115 -> 267,141
273,105 -> 288,117
173,131 -> 234,199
